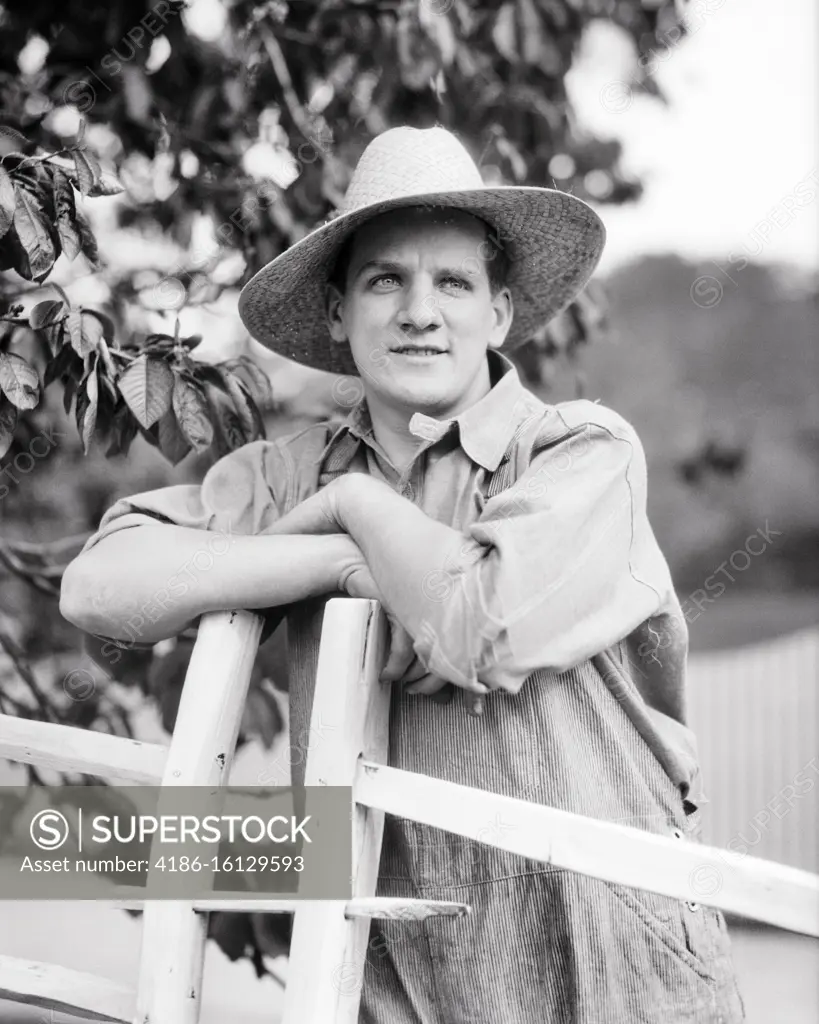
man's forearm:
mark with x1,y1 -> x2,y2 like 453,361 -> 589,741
60,525 -> 363,643
339,478 -> 468,638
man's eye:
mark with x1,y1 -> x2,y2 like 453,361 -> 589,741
371,274 -> 400,287
440,276 -> 469,290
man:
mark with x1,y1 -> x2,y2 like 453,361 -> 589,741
60,126 -> 745,1022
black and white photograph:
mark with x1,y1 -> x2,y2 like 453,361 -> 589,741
0,1 -> 817,1021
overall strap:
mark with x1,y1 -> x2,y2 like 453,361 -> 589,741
486,404 -> 577,498
316,429 -> 359,488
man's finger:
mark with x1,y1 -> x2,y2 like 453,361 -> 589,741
264,481 -> 345,537
401,656 -> 429,684
379,618 -> 417,682
403,679 -> 484,716
404,673 -> 450,695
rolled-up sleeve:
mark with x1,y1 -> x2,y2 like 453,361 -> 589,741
75,440 -> 294,645
413,403 -> 677,693
79,439 -> 291,557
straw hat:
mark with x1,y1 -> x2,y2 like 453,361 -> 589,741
238,126 -> 605,377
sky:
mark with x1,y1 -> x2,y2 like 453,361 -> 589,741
566,0 -> 818,272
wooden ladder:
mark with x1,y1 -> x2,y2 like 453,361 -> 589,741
1,598 -> 818,1023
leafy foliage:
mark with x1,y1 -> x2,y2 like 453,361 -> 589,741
1,294 -> 271,462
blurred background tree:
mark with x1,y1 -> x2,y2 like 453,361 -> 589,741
2,0 -> 817,977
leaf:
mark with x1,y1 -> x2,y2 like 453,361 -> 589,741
241,685 -> 284,749
78,310 -> 104,358
28,163 -> 57,222
396,10 -> 441,90
0,237 -> 16,271
82,367 -> 99,453
212,395 -> 249,453
83,308 -> 115,343
83,632 -> 154,688
0,352 -> 40,410
65,307 -> 84,356
157,408 -> 192,465
75,360 -> 99,454
0,166 -> 15,239
41,318 -> 65,357
224,357 -> 273,406
52,169 -> 82,261
72,149 -> 101,198
220,369 -> 264,443
62,374 -> 78,415
0,226 -> 30,277
43,343 -> 81,388
98,369 -> 117,404
12,185 -> 55,281
29,299 -> 64,330
74,208 -> 101,269
143,332 -> 175,351
136,421 -> 160,449
171,375 -> 214,452
418,0 -> 456,65
0,395 -> 18,459
222,371 -> 258,437
86,171 -> 125,198
122,65 -> 153,125
517,0 -> 546,65
199,384 -> 245,457
492,3 -> 518,63
209,913 -> 255,964
118,354 -> 174,429
495,134 -> 528,182
104,403 -> 140,458
97,339 -> 117,380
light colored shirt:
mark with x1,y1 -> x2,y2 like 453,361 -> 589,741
82,349 -> 701,810
74,347 -> 751,1023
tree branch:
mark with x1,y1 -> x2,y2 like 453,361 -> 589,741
0,628 -> 58,723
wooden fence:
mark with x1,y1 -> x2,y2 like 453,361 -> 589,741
688,628 -> 819,873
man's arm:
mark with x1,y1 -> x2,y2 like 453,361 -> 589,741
333,405 -> 678,693
59,436 -> 365,645
60,525 -> 364,644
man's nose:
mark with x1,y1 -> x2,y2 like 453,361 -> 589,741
397,278 -> 443,333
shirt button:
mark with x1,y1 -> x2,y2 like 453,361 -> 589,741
402,482 -> 415,501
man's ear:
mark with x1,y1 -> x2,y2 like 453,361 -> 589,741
487,286 -> 514,350
325,283 -> 347,343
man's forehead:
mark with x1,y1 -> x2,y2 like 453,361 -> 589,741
348,207 -> 489,262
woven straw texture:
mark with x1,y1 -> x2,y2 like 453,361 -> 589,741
238,126 -> 606,377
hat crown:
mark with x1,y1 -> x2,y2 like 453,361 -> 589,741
340,126 -> 485,214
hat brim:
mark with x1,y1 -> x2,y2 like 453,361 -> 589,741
238,186 -> 605,377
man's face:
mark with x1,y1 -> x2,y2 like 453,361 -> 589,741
326,208 -> 513,416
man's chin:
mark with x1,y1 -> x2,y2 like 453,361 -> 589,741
379,379 -> 455,416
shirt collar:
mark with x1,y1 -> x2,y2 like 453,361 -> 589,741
321,349 -> 530,475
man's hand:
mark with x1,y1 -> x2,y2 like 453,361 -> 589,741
270,475 -> 486,714
339,543 -> 485,714
263,474 -> 374,538
339,551 -> 440,683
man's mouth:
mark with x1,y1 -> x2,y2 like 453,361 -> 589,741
391,346 -> 447,356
